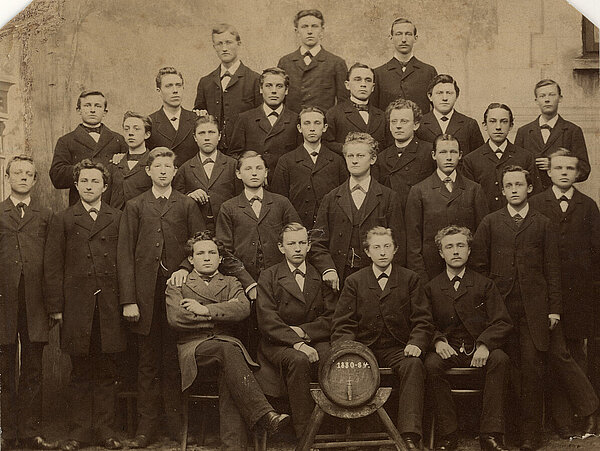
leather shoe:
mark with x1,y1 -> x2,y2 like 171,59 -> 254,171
436,433 -> 457,450
257,411 -> 291,435
22,436 -> 58,450
402,433 -> 423,450
583,415 -> 597,436
102,437 -> 122,450
479,435 -> 508,451
520,438 -> 536,451
60,440 -> 81,451
557,425 -> 574,439
129,434 -> 152,448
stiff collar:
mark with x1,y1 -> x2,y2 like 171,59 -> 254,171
244,187 -> 264,202
162,106 -> 182,122
372,263 -> 392,280
300,44 -> 322,57
200,150 -> 218,163
263,103 -> 284,117
437,169 -> 457,183
287,260 -> 307,275
489,139 -> 508,153
9,195 -> 31,207
507,203 -> 529,218
446,267 -> 466,282
220,59 -> 241,77
81,199 -> 102,212
303,143 -> 321,155
152,186 -> 172,199
433,108 -> 454,123
349,176 -> 371,193
552,185 -> 574,200
393,53 -> 414,64
539,114 -> 559,129
350,95 -> 368,106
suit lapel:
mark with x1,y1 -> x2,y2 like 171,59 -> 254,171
313,149 -> 332,175
543,116 -> 565,151
172,109 -> 195,149
527,120 -> 545,153
73,201 -> 94,232
207,152 -> 226,188
94,126 -> 114,156
420,113 -> 442,140
360,180 -> 382,225
431,173 -> 451,199
277,262 -> 305,303
336,183 -> 354,222
155,109 -> 177,143
73,125 -> 100,153
342,101 -> 367,130
446,112 -> 465,136
89,204 -> 114,238
295,147 -> 316,172
267,108 -> 291,140
302,265 -> 321,309
447,173 -> 466,204
392,139 -> 418,171
3,199 -> 22,228
257,191 -> 273,224
237,193 -> 258,223
255,109 -> 272,135
189,154 -> 210,187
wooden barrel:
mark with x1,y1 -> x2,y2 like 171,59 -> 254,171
319,340 -> 380,407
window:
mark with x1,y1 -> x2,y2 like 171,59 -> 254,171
582,16 -> 599,57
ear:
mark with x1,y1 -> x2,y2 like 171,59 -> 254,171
102,184 -> 108,194
144,131 -> 151,140
145,166 -> 151,176
344,80 -> 350,91
187,255 -> 194,265
438,248 -> 444,259
297,124 -> 302,134
431,151 -> 436,161
527,184 -> 533,194
278,242 -> 285,255
306,242 -> 312,252
235,170 -> 242,180
413,122 -> 421,132
322,123 -> 328,133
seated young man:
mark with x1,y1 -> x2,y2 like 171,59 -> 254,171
165,231 -> 290,451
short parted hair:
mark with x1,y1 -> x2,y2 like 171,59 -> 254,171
6,154 -> 36,178
427,74 -> 460,97
534,79 -> 562,97
146,147 -> 176,167
362,226 -> 396,251
434,225 -> 473,251
298,106 -> 327,125
236,150 -> 267,170
385,98 -> 422,124
548,147 -> 580,170
195,111 -> 220,131
483,102 -> 514,126
155,66 -> 183,89
73,158 -> 109,186
343,132 -> 379,157
279,222 -> 308,243
294,9 -> 324,27
347,62 -> 374,81
501,165 -> 532,187
212,23 -> 241,42
77,90 -> 107,110
185,230 -> 226,257
259,67 -> 290,88
433,133 -> 460,154
123,111 -> 152,134
390,17 -> 417,36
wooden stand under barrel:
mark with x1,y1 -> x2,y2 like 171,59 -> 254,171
296,341 -> 407,451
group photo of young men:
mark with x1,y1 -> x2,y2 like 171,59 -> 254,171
1,5 -> 599,451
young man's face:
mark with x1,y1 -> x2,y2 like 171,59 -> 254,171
389,108 -> 419,144
157,74 -> 183,108
278,228 -> 310,267
428,82 -> 457,115
432,139 -> 461,175
534,84 -> 561,117
75,168 -> 107,204
260,74 -> 288,108
212,31 -> 240,64
344,142 -> 376,178
78,94 -> 107,126
365,233 -> 397,271
188,239 -> 222,275
123,117 -> 150,150
439,233 -> 471,270
236,155 -> 267,188
390,22 -> 417,56
297,111 -> 327,144
145,156 -> 177,189
547,155 -> 579,191
484,107 -> 512,145
194,122 -> 220,155
295,15 -> 323,48
345,67 -> 374,101
7,160 -> 36,196
502,171 -> 532,209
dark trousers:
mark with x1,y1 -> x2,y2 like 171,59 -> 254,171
0,277 -> 44,440
194,340 -> 273,450
136,274 -> 182,438
424,349 -> 509,436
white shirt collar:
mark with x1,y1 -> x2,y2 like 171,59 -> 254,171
287,260 -> 307,275
10,195 -> 31,207
220,59 -> 241,77
446,267 -> 466,282
300,44 -> 322,57
349,176 -> 371,192
244,187 -> 264,201
81,199 -> 102,212
437,169 -> 457,182
507,203 -> 529,218
433,108 -> 454,122
552,185 -> 574,200
488,139 -> 508,152
200,150 -> 218,162
152,186 -> 172,199
263,103 -> 284,117
304,143 -> 321,155
539,114 -> 559,128
163,106 -> 181,121
393,53 -> 414,64
350,95 -> 368,106
372,263 -> 392,279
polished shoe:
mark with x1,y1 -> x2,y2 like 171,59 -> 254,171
102,437 -> 122,450
129,434 -> 152,448
583,415 -> 597,436
257,411 -> 291,435
557,425 -> 574,439
22,436 -> 59,450
60,439 -> 81,451
520,438 -> 536,451
401,433 -> 423,450
479,434 -> 509,451
435,433 -> 458,450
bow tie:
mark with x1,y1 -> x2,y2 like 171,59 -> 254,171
202,157 -> 214,165
170,116 -> 178,122
353,103 -> 369,112
293,268 -> 305,278
309,151 -> 318,157
221,71 -> 232,80
397,60 -> 408,69
16,202 -> 27,216
440,116 -> 449,122
351,184 -> 366,193
377,272 -> 389,280
451,275 -> 461,284
267,110 -> 279,118
249,196 -> 262,205
200,274 -> 213,283
540,124 -> 552,131
82,124 -> 102,134
559,195 -> 569,203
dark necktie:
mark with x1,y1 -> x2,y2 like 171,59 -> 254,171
443,177 -> 453,192
170,116 -> 178,122
540,124 -> 552,131
513,213 -> 524,226
351,184 -> 365,193
440,116 -> 449,122
268,111 -> 279,118
559,195 -> 569,203
377,272 -> 388,281
88,207 -> 99,221
82,124 -> 101,134
303,51 -> 312,65
451,275 -> 461,291
249,196 -> 262,205
310,151 -> 318,158
221,72 -> 232,90
16,202 -> 26,218
200,274 -> 213,283
158,196 -> 168,208
559,195 -> 569,212
202,158 -> 214,165
353,103 -> 369,112
294,268 -> 305,278
494,148 -> 504,157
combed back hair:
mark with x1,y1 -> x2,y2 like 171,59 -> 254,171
195,111 -> 220,131
501,165 -> 532,186
212,23 -> 241,41
77,90 -> 107,110
298,106 -> 326,125
6,154 -> 36,178
534,79 -> 562,97
390,17 -> 417,35
147,147 -> 176,167
434,225 -> 473,251
385,98 -> 422,124
483,102 -> 514,126
347,62 -> 374,81
236,150 -> 267,170
427,74 -> 460,97
74,158 -> 110,185
294,9 -> 324,27
259,67 -> 289,87
548,147 -> 580,170
279,222 -> 308,243
123,111 -> 152,134
343,132 -> 378,157
362,226 -> 396,250
155,66 -> 183,89
433,133 -> 460,153
185,230 -> 226,257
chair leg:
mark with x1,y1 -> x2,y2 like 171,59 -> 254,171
376,407 -> 406,451
429,414 -> 435,450
181,392 -> 189,451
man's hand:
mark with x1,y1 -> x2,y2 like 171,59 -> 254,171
296,343 -> 319,363
49,313 -> 63,327
193,109 -> 209,117
322,271 -> 340,291
110,153 -> 126,165
535,157 -> 550,171
188,188 -> 210,205
290,326 -> 306,338
471,343 -> 490,368
549,317 -> 560,330
435,340 -> 458,360
404,344 -> 422,357
169,269 -> 189,287
181,298 -> 210,316
247,286 -> 257,301
123,304 -> 140,322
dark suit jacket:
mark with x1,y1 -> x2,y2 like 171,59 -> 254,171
270,144 -> 347,228
374,138 -> 436,211
111,150 -> 153,204
147,107 -> 198,167
117,189 -> 205,335
216,191 -> 301,281
0,198 -> 52,345
331,265 -> 433,350
50,124 -> 127,207
471,207 -> 562,351
373,57 -> 437,114
462,141 -> 542,212
425,268 -> 512,352
514,115 -> 590,189
309,178 -> 406,281
324,100 -> 386,154
277,47 -> 348,113
416,110 -> 484,156
44,201 -> 126,355
530,188 -> 600,338
406,172 -> 488,282
194,62 -> 261,150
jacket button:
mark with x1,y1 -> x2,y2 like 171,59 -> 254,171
156,243 -> 160,247
104,253 -> 108,257
157,228 -> 161,232
307,186 -> 311,189
101,236 -> 106,240
87,272 -> 92,276
495,197 -> 499,201
87,254 -> 91,258
155,257 -> 159,261
105,271 -> 109,275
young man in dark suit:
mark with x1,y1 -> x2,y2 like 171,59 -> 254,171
228,67 -> 301,178
256,223 -> 335,439
416,74 -> 484,156
45,160 -> 126,451
514,79 -> 590,189
405,134 -> 488,282
424,225 -> 512,451
277,9 -> 348,113
324,63 -> 385,154
271,106 -> 347,228
147,67 -> 198,167
373,18 -> 437,114
50,90 -> 126,207
374,98 -> 435,211
463,103 -> 541,212
0,156 -> 55,451
331,226 -> 433,450
193,23 -> 261,151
